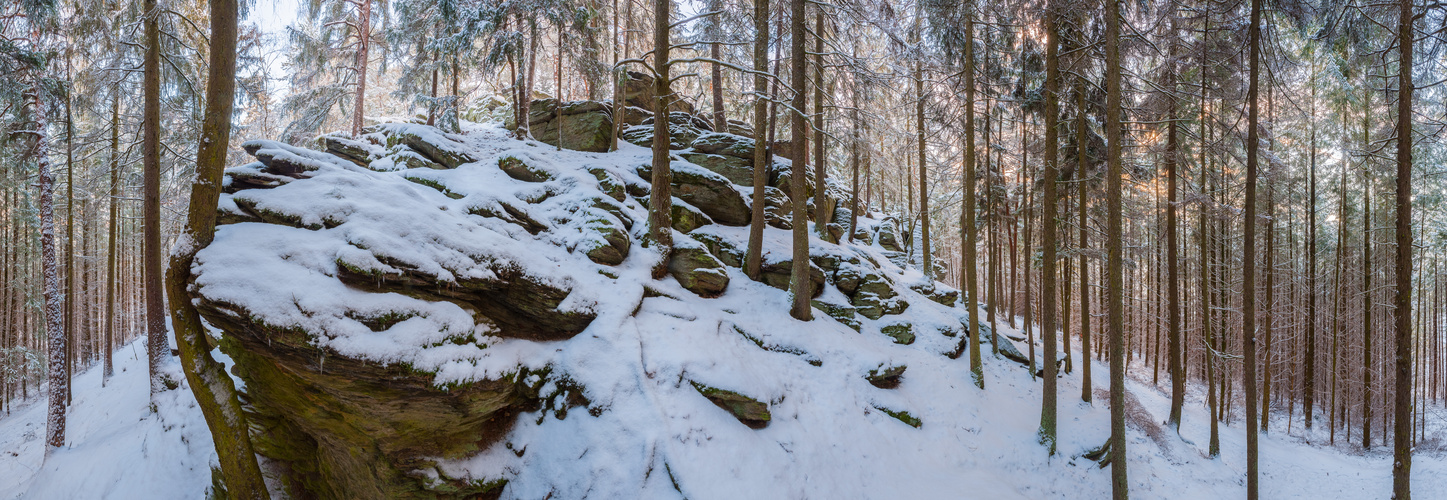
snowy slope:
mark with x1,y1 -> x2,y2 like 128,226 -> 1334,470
0,338 -> 217,500
6,120 -> 1447,499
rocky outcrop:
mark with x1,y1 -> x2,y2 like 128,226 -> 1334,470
691,381 -> 770,429
513,99 -> 615,153
636,162 -> 751,226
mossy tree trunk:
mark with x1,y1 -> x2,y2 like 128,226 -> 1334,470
164,0 -> 271,496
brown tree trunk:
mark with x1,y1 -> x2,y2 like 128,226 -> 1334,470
143,0 -> 167,397
1077,78 -> 1091,403
352,0 -> 372,136
1242,0 -> 1262,494
744,0 -> 770,279
1105,0 -> 1128,494
1166,11 -> 1183,432
788,0 -> 813,320
649,0 -> 675,279
1039,0 -> 1060,453
963,12 -> 982,388
1392,0 -> 1415,492
164,0 -> 271,496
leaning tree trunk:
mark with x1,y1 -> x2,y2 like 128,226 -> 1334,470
164,0 -> 270,496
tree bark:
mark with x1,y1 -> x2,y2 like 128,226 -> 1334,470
1166,11 -> 1183,432
143,0 -> 167,398
351,0 -> 372,136
788,0 -> 813,320
650,0 -> 675,279
1105,0 -> 1128,494
1392,0 -> 1415,492
964,12 -> 983,388
164,0 -> 271,495
1039,0 -> 1060,454
744,0 -> 770,279
1242,0 -> 1262,494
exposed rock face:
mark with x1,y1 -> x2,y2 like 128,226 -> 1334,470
201,117 -> 987,498
636,162 -> 751,226
515,99 -> 615,153
620,71 -> 696,115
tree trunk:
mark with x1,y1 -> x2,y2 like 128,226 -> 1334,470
1104,0 -> 1128,494
744,0 -> 770,279
788,0 -> 813,320
1077,79 -> 1091,403
1038,1 -> 1060,453
964,12 -> 983,388
105,89 -> 120,382
1392,0 -> 1414,492
143,0 -> 167,397
1305,57 -> 1318,431
164,0 -> 271,495
29,26 -> 67,452
709,0 -> 726,131
352,0 -> 371,136
1166,11 -> 1183,432
650,0 -> 675,279
814,12 -> 830,240
915,12 -> 929,274
1242,0 -> 1262,494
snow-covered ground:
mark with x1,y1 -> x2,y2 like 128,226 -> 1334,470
5,121 -> 1447,499
5,328 -> 1447,499
0,338 -> 217,500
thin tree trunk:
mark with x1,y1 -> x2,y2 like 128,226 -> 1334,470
1166,11 -> 1183,431
1305,57 -> 1318,431
710,0 -> 726,131
744,0 -> 770,279
1077,79 -> 1091,403
351,0 -> 372,136
964,12 -> 983,388
30,26 -> 67,452
814,11 -> 830,240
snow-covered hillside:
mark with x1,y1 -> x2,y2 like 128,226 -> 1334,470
6,121 -> 1447,499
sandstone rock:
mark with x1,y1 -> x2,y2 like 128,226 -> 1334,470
866,365 -> 906,389
669,200 -> 714,234
680,153 -> 753,186
620,71 -> 696,115
498,155 -> 555,183
668,241 -> 729,297
319,134 -> 380,167
811,299 -> 861,332
757,260 -> 825,298
880,322 -> 916,345
636,162 -> 751,226
386,127 -> 477,169
690,381 -> 770,429
690,232 -> 744,268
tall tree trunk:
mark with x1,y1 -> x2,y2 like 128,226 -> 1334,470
745,0 -> 770,278
1363,95 -> 1374,450
1038,0 -> 1060,454
848,42 -> 860,244
143,0 -> 167,397
964,11 -> 983,389
915,12 -> 929,274
1104,0 -> 1128,494
104,89 -> 120,382
1077,79 -> 1091,403
63,49 -> 75,407
164,0 -> 271,495
650,0 -> 675,279
788,0 -> 813,320
1166,12 -> 1184,432
1305,57 -> 1318,431
30,26 -> 67,452
352,0 -> 372,136
1242,0 -> 1262,494
814,11 -> 830,240
709,0 -> 726,131
1392,0 -> 1415,492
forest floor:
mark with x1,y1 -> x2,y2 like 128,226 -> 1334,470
3,327 -> 1447,499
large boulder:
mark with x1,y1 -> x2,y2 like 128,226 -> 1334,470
383,125 -> 477,169
637,162 -> 751,226
685,133 -> 760,185
521,99 -> 615,153
620,71 -> 696,115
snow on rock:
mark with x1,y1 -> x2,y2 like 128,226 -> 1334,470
157,120 -> 1447,500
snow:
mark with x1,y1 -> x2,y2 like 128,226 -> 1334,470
9,120 -> 1447,499
0,338 -> 217,500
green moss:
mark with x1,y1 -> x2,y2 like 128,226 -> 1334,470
690,381 -> 770,428
880,322 -> 916,345
875,406 -> 922,428
403,175 -> 464,199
